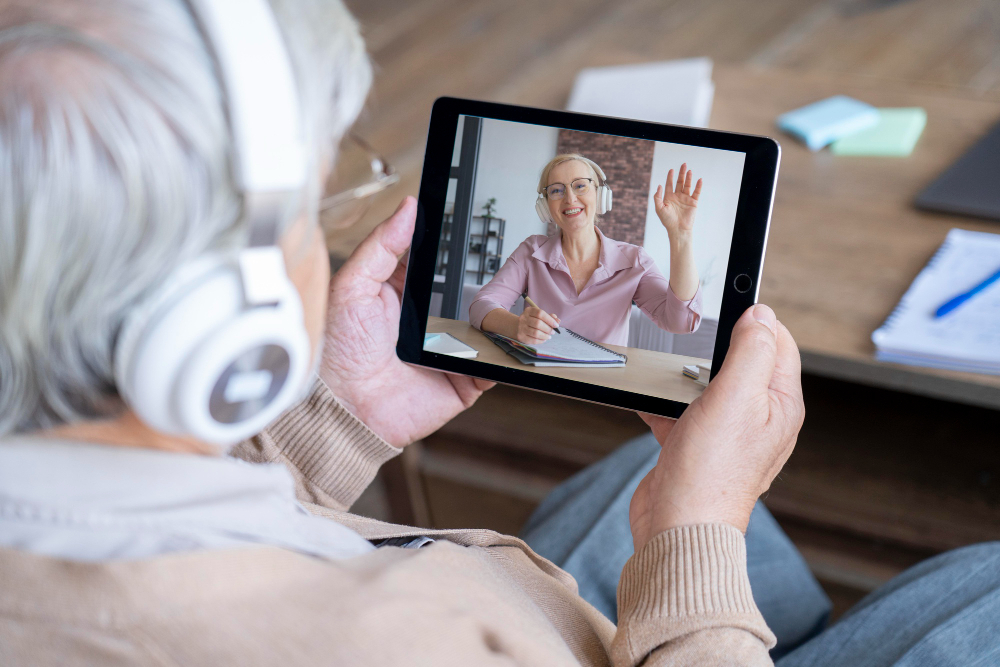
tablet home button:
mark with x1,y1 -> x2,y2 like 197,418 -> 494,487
733,274 -> 753,293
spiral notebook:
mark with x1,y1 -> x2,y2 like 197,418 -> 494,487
872,228 -> 1000,374
484,329 -> 627,367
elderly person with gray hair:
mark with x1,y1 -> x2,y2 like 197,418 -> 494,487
3,1 -> 1000,666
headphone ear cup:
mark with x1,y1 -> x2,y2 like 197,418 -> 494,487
175,294 -> 310,444
535,197 -> 552,224
115,255 -> 235,429
115,253 -> 310,445
601,185 -> 613,215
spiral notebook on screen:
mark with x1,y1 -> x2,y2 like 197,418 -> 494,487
872,228 -> 1000,374
484,329 -> 627,367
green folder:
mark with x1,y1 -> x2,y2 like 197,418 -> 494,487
830,107 -> 927,156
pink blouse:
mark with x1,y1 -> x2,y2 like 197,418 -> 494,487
469,228 -> 702,346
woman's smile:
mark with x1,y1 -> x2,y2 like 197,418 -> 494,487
562,206 -> 584,218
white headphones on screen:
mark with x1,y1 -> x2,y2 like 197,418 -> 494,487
114,0 -> 312,446
535,156 -> 613,224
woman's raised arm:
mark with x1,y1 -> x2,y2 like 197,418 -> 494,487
653,163 -> 702,301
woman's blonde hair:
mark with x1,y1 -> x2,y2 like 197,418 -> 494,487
537,153 -> 606,195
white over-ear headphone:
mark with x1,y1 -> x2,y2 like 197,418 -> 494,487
535,157 -> 613,224
114,0 -> 311,446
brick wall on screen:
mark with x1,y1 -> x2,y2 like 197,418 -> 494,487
549,130 -> 655,247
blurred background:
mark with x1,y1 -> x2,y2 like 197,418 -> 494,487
333,0 -> 1000,619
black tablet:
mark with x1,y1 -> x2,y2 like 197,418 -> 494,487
398,97 -> 779,418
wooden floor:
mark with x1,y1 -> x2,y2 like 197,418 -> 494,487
339,0 -> 1000,621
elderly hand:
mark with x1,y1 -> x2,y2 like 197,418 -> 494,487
629,304 -> 804,551
319,197 -> 494,448
653,163 -> 702,239
517,306 -> 560,345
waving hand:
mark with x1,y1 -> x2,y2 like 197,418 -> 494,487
654,163 -> 703,237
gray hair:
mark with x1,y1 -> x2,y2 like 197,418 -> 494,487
0,0 -> 372,434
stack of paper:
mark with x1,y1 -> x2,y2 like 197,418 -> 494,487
778,96 -> 927,156
567,58 -> 714,128
872,229 -> 1000,374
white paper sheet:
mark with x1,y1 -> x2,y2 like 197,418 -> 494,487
566,57 -> 715,128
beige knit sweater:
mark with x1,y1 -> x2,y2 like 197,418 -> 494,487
0,380 -> 775,666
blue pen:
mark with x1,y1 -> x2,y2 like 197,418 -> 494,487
934,266 -> 1000,318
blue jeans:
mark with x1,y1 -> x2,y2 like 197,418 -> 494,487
522,434 -> 1000,665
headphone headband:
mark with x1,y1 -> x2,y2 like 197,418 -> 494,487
584,158 -> 608,185
186,0 -> 306,246
115,0 -> 313,445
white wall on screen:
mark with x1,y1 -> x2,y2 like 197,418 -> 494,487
469,118 -> 557,262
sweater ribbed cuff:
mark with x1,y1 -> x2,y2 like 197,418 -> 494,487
613,524 -> 775,665
264,377 -> 401,510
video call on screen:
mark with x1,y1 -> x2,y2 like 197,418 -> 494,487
423,115 -> 746,405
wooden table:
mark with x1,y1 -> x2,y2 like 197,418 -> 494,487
426,316 -> 709,404
708,66 -> 1000,409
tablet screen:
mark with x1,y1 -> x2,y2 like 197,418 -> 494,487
401,99 -> 777,417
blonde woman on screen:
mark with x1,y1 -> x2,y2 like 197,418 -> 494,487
471,153 -> 703,346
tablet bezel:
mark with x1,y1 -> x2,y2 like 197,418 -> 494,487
397,96 -> 780,418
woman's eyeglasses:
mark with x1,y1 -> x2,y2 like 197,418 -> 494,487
542,178 -> 595,200
319,134 -> 400,232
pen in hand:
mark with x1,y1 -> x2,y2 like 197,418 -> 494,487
523,294 -> 561,333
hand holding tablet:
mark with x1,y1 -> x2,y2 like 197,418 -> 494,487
632,304 -> 803,542
320,197 -> 494,448
399,97 -> 780,419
